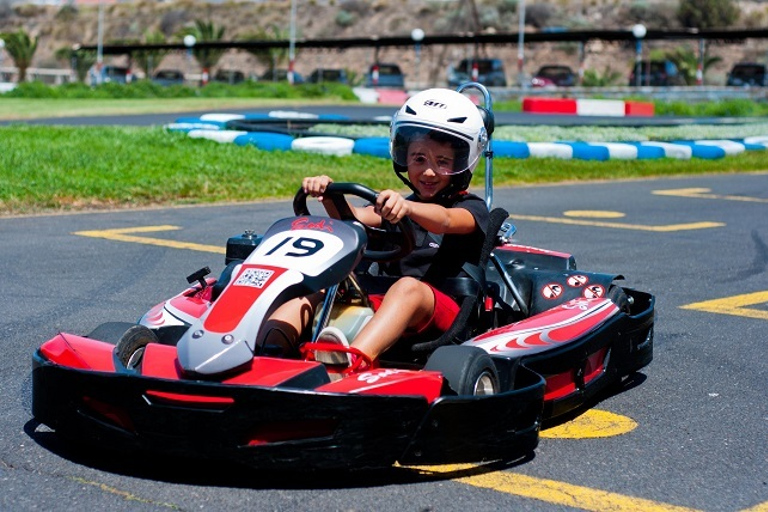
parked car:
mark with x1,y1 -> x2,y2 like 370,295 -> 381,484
258,68 -> 305,83
151,69 -> 185,87
447,58 -> 507,87
726,62 -> 767,87
364,63 -> 405,88
307,68 -> 348,84
97,65 -> 131,84
629,60 -> 686,86
531,65 -> 576,88
212,69 -> 246,84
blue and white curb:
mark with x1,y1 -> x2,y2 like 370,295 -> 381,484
167,113 -> 768,161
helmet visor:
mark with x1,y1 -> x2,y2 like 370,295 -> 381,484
390,125 -> 475,176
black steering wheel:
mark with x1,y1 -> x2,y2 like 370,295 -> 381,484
293,182 -> 415,262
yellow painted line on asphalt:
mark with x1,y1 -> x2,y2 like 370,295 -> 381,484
653,188 -> 768,203
73,225 -> 225,254
508,214 -> 724,232
540,409 -> 637,439
741,501 -> 768,512
681,290 -> 768,321
563,210 -> 626,219
409,464 -> 702,512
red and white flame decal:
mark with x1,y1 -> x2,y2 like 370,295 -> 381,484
471,298 -> 618,354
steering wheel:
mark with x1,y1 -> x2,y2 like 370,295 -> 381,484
293,182 -> 415,262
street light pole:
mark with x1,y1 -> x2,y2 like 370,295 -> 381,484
632,23 -> 646,87
96,0 -> 104,84
517,0 -> 526,87
288,0 -> 297,85
0,38 -> 5,83
183,34 -> 196,85
411,28 -> 425,89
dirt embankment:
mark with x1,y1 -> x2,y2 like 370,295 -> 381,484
1,0 -> 767,86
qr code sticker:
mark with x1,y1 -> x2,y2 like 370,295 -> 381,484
234,268 -> 274,288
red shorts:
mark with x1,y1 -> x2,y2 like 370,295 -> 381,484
368,283 -> 459,335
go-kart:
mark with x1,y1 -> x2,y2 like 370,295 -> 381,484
31,85 -> 654,471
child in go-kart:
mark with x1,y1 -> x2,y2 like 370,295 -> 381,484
265,88 -> 490,371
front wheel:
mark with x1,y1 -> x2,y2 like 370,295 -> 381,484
424,346 -> 499,396
115,324 -> 160,370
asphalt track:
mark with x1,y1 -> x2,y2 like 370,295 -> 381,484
2,168 -> 767,511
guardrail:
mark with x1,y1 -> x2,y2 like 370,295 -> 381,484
0,67 -> 74,85
490,85 -> 768,103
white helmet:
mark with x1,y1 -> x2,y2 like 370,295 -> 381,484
390,88 -> 488,189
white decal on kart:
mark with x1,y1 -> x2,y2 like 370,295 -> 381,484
234,268 -> 274,288
542,283 -> 563,299
567,275 -> 589,287
583,285 -> 605,298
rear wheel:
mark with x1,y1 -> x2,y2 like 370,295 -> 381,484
607,285 -> 632,314
424,346 -> 499,396
115,324 -> 160,370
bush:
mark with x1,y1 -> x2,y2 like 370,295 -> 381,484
1,79 -> 359,101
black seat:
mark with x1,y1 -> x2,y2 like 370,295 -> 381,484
409,207 -> 509,354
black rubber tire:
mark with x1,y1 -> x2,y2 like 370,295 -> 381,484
86,322 -> 140,344
424,346 -> 499,396
607,285 -> 632,314
115,324 -> 160,370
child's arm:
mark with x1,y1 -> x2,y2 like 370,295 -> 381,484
302,175 -> 382,227
375,190 -> 476,234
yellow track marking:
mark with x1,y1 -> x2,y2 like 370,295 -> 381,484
74,225 -> 225,254
681,290 -> 768,321
509,214 -> 723,232
408,464 -> 701,512
653,188 -> 768,203
741,501 -> 768,512
69,477 -> 180,509
540,409 -> 637,439
563,210 -> 626,219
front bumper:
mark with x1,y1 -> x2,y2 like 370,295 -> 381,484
32,353 -> 543,470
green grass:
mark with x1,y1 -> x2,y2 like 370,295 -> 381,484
1,124 -> 766,216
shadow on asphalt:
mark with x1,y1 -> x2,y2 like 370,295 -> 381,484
23,417 -> 535,489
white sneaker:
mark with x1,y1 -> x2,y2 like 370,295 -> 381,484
314,326 -> 351,365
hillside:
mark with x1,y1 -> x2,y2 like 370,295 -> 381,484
1,0 -> 767,86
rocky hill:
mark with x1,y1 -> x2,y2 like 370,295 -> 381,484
1,0 -> 767,86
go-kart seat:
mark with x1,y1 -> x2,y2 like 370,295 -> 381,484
410,206 -> 510,354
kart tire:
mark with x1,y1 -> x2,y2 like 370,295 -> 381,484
115,324 -> 160,370
291,136 -> 355,156
424,346 -> 499,396
607,285 -> 632,314
86,322 -> 141,344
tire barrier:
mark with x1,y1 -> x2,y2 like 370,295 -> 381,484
188,129 -> 248,144
234,132 -> 295,151
167,113 -> 768,161
353,137 -> 391,158
291,136 -> 355,156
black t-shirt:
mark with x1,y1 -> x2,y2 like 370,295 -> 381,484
379,192 -> 489,287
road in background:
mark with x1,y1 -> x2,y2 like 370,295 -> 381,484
3,105 -> 761,128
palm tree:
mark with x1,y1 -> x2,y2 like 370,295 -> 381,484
243,24 -> 295,79
54,46 -> 96,83
179,20 -> 226,83
665,45 -> 722,85
133,30 -> 169,79
2,29 -> 38,82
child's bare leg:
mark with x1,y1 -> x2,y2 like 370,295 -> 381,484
351,277 -> 435,360
261,293 -> 322,355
